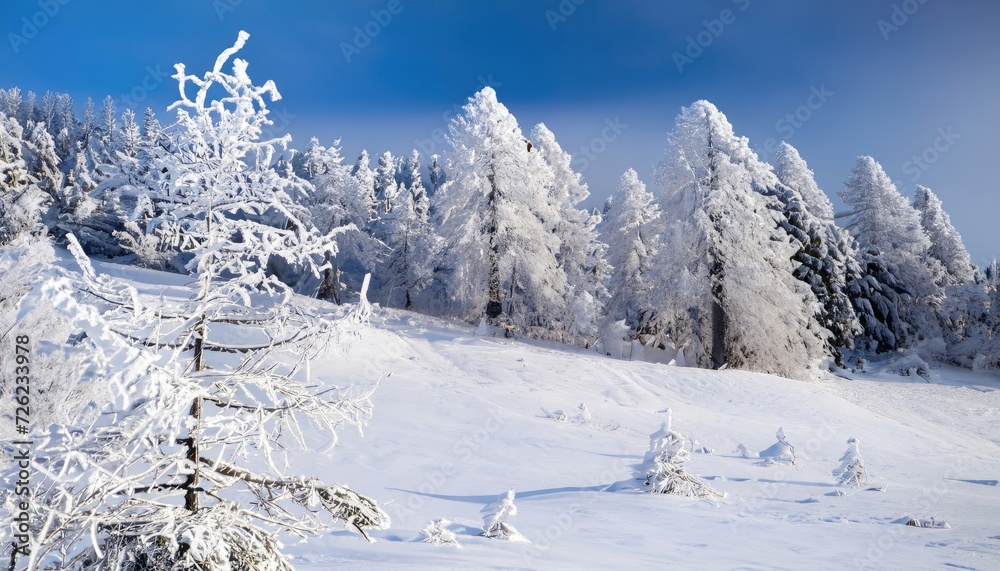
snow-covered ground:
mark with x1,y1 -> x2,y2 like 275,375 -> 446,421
79,259 -> 1000,570
263,311 -> 997,570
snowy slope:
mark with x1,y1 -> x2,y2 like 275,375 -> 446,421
85,259 -> 1000,570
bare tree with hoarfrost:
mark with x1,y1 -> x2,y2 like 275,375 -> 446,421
653,100 -> 828,380
601,168 -> 661,352
434,87 -> 565,336
2,32 -> 388,570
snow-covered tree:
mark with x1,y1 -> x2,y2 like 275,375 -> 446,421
653,100 -> 828,379
634,412 -> 723,498
97,95 -> 118,158
295,138 -> 377,303
839,156 -> 944,347
601,168 -> 660,351
846,246 -> 910,354
435,87 -> 566,336
913,185 -> 975,286
758,427 -> 796,464
427,153 -> 446,196
351,149 -> 377,221
0,116 -> 47,244
771,142 -> 859,362
530,122 -> 607,345
774,142 -> 835,222
833,437 -> 868,487
118,108 -> 142,159
4,33 -> 389,570
421,518 -> 461,548
376,150 -> 439,308
480,489 -> 529,543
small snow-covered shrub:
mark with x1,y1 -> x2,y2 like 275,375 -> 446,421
758,427 -> 796,465
481,489 -> 529,543
634,411 -> 724,499
833,437 -> 868,488
421,518 -> 461,548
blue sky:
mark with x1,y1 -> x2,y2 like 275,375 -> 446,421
2,1 -> 997,263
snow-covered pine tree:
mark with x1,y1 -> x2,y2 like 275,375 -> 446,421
601,168 -> 661,352
24,120 -> 63,212
377,150 -> 439,309
7,33 -> 388,570
845,245 -> 910,354
634,412 -> 723,498
913,185 -> 976,286
529,123 -> 607,346
480,489 -> 529,543
351,149 -> 377,222
0,116 -> 48,244
839,156 -> 945,347
373,150 -> 399,220
653,100 -> 828,379
428,153 -> 446,196
771,142 -> 859,363
118,108 -> 142,159
96,95 -> 118,162
833,437 -> 868,487
421,518 -> 461,547
434,87 -> 566,336
295,137 -> 377,303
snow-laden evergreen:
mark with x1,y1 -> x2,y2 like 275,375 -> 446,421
771,142 -> 859,362
434,87 -> 565,337
374,150 -> 440,309
480,489 -> 529,543
833,437 -> 868,488
653,100 -> 828,379
0,116 -> 47,244
530,122 -> 607,346
600,168 -> 661,353
913,185 -> 976,286
840,156 -> 945,347
634,412 -> 724,498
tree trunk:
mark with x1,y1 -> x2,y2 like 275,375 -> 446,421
705,110 -> 728,370
184,319 -> 205,512
485,157 -> 503,320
